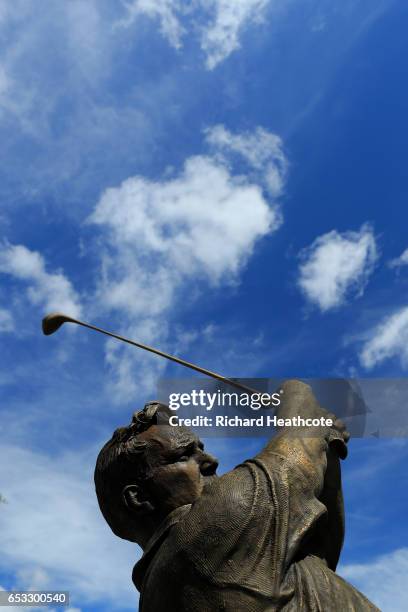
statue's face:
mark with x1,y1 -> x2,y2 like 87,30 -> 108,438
137,424 -> 218,515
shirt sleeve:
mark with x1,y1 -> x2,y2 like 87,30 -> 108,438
178,453 -> 327,600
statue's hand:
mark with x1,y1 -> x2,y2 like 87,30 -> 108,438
327,414 -> 350,459
333,416 -> 350,442
274,381 -> 350,458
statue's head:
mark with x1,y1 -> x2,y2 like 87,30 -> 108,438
94,402 -> 218,546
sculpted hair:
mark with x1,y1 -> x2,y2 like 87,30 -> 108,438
94,402 -> 170,542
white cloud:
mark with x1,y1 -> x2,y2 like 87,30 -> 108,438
89,156 -> 277,291
88,129 -> 284,303
200,0 -> 271,69
0,307 -> 14,332
340,548 -> 408,612
104,320 -> 168,403
119,0 -> 186,49
359,307 -> 408,369
0,444 -> 137,610
0,64 -> 11,101
120,0 -> 275,69
297,224 -> 378,312
0,243 -> 82,317
88,125 -> 285,401
389,248 -> 408,269
205,124 -> 287,196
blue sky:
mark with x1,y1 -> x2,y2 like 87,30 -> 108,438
0,1 -> 407,610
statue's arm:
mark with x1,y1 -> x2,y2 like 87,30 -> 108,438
260,379 -> 348,473
257,380 -> 347,569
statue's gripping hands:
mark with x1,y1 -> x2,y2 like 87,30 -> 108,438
95,380 -> 380,611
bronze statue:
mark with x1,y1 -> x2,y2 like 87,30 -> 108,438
94,379 -> 379,611
41,315 -> 378,608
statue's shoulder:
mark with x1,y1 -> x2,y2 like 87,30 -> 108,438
172,462 -> 264,547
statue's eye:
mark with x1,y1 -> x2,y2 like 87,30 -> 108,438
174,442 -> 196,462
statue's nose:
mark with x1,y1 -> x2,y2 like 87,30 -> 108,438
200,453 -> 218,476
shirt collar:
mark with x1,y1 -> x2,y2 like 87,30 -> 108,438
132,504 -> 192,591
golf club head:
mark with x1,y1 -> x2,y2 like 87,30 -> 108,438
42,312 -> 76,335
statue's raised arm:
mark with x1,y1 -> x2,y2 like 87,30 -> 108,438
257,379 -> 349,572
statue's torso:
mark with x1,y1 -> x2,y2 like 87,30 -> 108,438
135,458 -> 379,612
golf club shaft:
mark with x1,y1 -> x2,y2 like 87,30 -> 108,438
70,318 -> 259,396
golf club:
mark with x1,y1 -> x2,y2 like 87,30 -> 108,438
42,312 -> 261,396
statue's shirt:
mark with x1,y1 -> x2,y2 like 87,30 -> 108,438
133,452 -> 379,611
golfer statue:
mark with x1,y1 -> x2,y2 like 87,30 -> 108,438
94,379 -> 379,611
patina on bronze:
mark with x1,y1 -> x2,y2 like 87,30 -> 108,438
94,381 -> 380,611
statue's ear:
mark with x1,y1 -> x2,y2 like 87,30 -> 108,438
122,484 -> 154,515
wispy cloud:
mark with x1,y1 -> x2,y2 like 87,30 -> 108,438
297,224 -> 378,312
205,124 -> 287,196
360,307 -> 408,369
340,548 -> 408,612
0,0 -> 279,211
389,247 -> 408,269
119,0 -> 276,69
0,243 -> 82,318
0,2 -> 156,206
118,0 -> 186,49
200,0 -> 272,69
0,444 -> 136,610
0,1 -> 110,128
0,307 -> 14,332
0,64 -> 11,105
